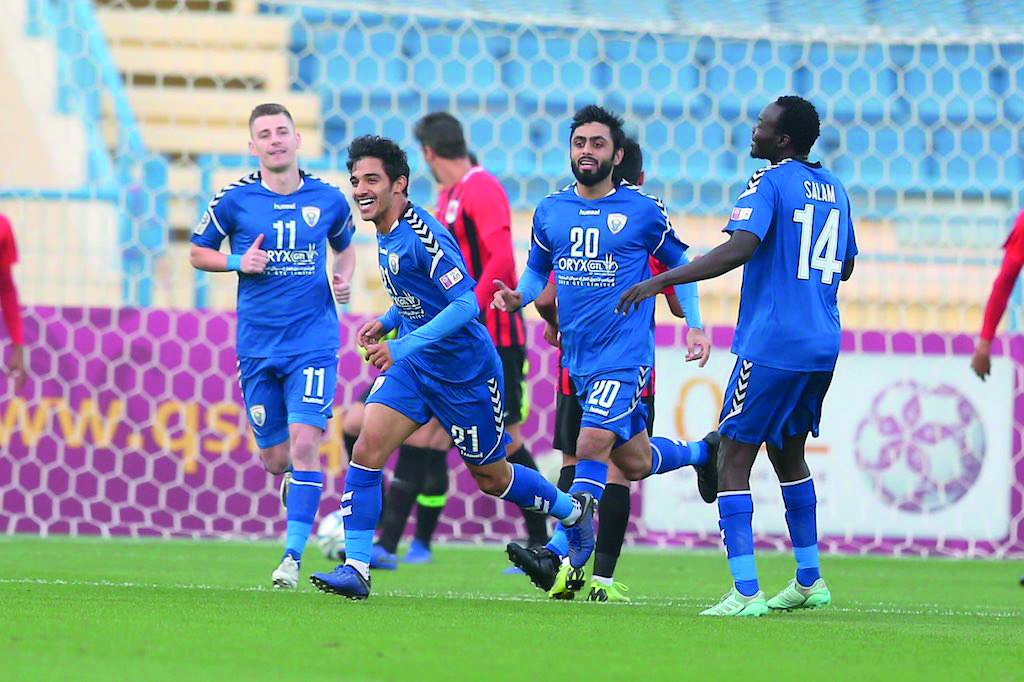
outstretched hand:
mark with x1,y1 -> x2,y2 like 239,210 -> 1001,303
685,327 -> 711,367
491,279 -> 523,313
615,278 -> 662,315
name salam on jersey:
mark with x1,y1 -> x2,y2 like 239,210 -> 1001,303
804,180 -> 836,203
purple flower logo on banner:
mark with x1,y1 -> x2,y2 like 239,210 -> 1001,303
854,381 -> 985,514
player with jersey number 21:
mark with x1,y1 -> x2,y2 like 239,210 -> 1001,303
190,103 -> 357,590
310,135 -> 600,601
618,96 -> 857,616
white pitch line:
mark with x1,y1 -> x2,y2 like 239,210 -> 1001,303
0,578 -> 1020,619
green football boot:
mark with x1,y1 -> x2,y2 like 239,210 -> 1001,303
767,578 -> 832,611
699,587 -> 769,616
547,558 -> 586,600
586,578 -> 631,602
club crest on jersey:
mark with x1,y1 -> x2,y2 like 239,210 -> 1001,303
301,206 -> 321,227
249,405 -> 266,428
388,252 -> 400,274
607,213 -> 628,234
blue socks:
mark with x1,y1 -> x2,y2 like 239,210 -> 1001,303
341,463 -> 383,568
546,526 -> 569,558
718,491 -> 758,596
569,459 -> 608,501
781,477 -> 820,587
284,469 -> 323,563
499,463 -> 576,520
648,437 -> 708,476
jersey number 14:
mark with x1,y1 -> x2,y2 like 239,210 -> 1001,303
794,204 -> 843,285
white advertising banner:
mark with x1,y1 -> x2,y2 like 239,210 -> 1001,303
644,347 -> 1014,543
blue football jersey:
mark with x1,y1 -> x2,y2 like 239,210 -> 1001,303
191,170 -> 354,358
377,203 -> 494,384
724,159 -> 858,372
526,182 -> 689,376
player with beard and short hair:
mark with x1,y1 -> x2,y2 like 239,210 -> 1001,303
533,136 -> 709,601
494,105 -> 718,594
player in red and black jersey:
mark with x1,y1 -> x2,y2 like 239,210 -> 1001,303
0,214 -> 25,390
535,139 -> 712,601
972,209 -> 1024,380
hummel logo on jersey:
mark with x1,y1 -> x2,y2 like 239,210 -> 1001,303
579,209 -> 600,216
273,203 -> 296,210
607,213 -> 628,234
440,267 -> 464,290
302,206 -> 321,227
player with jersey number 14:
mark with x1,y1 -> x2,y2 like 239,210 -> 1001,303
190,103 -> 356,590
618,95 -> 857,616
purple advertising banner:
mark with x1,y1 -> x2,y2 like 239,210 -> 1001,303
1,307 -> 1021,557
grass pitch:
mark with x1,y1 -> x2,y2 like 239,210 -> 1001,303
0,536 -> 1020,682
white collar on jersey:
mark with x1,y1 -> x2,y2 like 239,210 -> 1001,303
260,175 -> 305,194
574,184 -> 616,199
462,166 -> 484,182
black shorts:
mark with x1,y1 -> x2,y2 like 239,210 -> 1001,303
497,345 -> 527,425
553,387 -> 657,454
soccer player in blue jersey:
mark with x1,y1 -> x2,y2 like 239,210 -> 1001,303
190,103 -> 356,589
493,105 -> 718,594
310,136 -> 595,600
618,96 -> 857,616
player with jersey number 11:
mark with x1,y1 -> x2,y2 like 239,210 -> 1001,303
190,103 -> 356,590
310,135 -> 598,601
618,95 -> 857,616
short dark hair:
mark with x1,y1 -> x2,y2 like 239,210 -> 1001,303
569,105 -> 626,150
775,96 -> 820,155
249,103 -> 294,129
613,137 -> 643,185
414,112 -> 468,160
346,135 -> 410,195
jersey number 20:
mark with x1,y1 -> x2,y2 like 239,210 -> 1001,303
793,204 -> 843,284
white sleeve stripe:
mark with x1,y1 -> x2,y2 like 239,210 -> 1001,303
209,210 -> 226,237
651,225 -> 669,254
329,212 -> 354,238
532,231 -> 551,252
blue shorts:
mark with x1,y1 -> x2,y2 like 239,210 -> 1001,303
238,350 -> 339,449
718,358 -> 833,449
365,358 -> 511,466
572,366 -> 651,446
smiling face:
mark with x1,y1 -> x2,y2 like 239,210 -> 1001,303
349,156 -> 407,225
750,103 -> 785,162
249,113 -> 300,173
570,121 -> 623,187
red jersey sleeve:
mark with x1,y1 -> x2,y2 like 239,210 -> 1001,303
0,215 -> 17,267
648,256 -> 675,297
980,210 -> 1024,341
